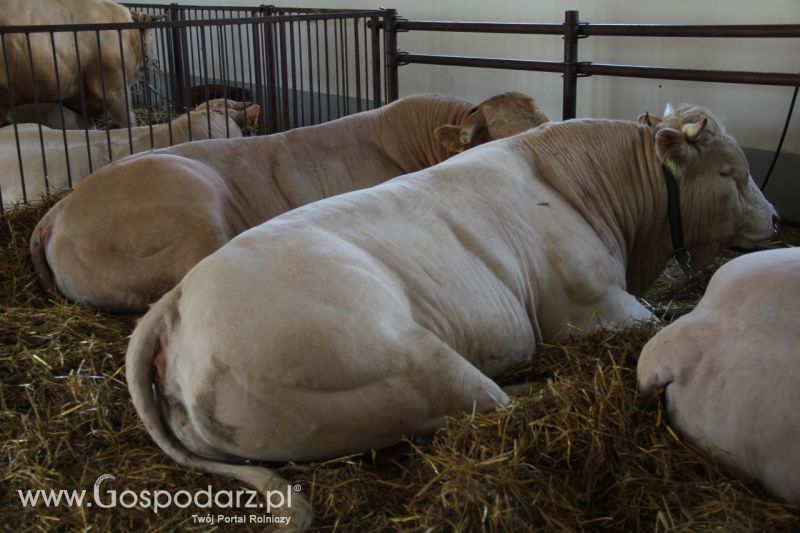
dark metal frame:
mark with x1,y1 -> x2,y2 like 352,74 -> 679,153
0,5 -> 390,211
383,10 -> 800,119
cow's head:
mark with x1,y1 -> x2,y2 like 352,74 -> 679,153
195,99 -> 261,130
652,104 -> 779,268
435,91 -> 549,155
128,11 -> 164,75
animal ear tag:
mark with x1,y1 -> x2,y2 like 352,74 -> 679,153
434,124 -> 464,154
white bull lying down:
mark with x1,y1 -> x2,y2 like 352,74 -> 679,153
2,99 -> 259,207
638,247 -> 799,503
127,104 -> 778,529
31,92 -> 547,313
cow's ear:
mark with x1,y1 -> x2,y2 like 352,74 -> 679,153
130,11 -> 165,23
433,124 -> 461,150
637,112 -> 662,127
655,127 -> 689,169
481,93 -> 548,140
245,104 -> 260,128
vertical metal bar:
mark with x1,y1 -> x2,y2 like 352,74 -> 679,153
94,31 -> 114,162
117,29 -> 133,154
362,16 -> 368,110
208,12 -> 218,91
383,9 -> 399,102
223,23 -> 231,138
334,19 -> 341,117
289,21 -> 298,128
316,20 -> 322,123
324,20 -> 330,121
198,25 -> 210,141
370,15 -> 381,109
160,20 -> 174,145
562,10 -> 580,120
234,23 -> 244,132
278,21 -> 289,130
297,20 -> 305,126
306,20 -> 313,125
25,32 -> 51,198
138,28 -> 156,148
49,31 -> 73,189
265,15 -> 279,133
168,3 -> 186,110
73,31 -> 94,175
342,18 -> 349,116
187,13 -> 199,110
1,33 -> 26,208
151,11 -> 165,107
252,15 -> 265,133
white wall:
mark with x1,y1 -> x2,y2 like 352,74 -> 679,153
155,0 -> 800,154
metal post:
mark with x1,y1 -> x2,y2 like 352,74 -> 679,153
252,6 -> 265,133
168,3 -> 187,110
370,15 -> 381,109
263,6 -> 279,133
562,10 -> 580,120
383,8 -> 399,103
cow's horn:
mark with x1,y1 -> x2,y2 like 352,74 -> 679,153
459,108 -> 487,146
682,118 -> 708,142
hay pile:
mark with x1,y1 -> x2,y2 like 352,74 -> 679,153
2,201 -> 799,531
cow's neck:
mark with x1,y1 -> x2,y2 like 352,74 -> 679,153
377,95 -> 474,173
522,120 -> 674,296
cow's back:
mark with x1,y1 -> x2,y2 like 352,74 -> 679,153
638,248 -> 800,502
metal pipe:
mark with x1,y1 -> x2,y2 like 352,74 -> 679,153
562,10 -> 579,120
395,54 -> 800,87
383,9 -> 399,102
581,63 -> 800,86
395,19 -> 800,38
396,53 -> 564,73
397,20 -> 564,34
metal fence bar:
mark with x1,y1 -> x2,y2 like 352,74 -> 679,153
562,10 -> 580,120
387,11 -> 800,116
383,9 -> 399,102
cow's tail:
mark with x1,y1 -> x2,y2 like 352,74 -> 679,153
29,200 -> 62,296
126,291 -> 312,532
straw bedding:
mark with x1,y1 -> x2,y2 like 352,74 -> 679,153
2,200 -> 799,531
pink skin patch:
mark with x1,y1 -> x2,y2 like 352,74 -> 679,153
153,340 -> 168,387
40,223 -> 52,250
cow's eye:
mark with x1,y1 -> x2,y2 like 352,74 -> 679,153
467,106 -> 479,115
719,166 -> 734,178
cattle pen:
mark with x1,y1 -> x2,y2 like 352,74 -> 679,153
3,4 -> 800,532
0,4 -> 392,210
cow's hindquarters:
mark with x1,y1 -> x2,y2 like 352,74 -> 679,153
125,288 -> 312,531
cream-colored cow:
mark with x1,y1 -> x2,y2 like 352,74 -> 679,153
1,99 -> 259,206
0,0 -> 158,127
31,92 -> 547,313
127,104 -> 778,529
639,247 -> 799,503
